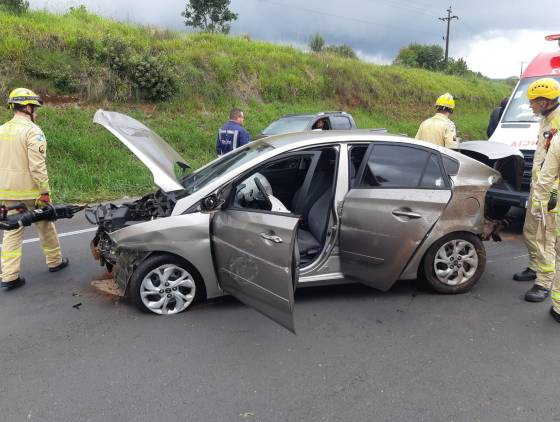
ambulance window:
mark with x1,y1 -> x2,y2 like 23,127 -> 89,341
502,76 -> 560,123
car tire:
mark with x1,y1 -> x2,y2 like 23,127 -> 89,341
421,232 -> 486,294
129,254 -> 205,315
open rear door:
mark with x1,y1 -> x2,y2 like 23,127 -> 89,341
212,210 -> 300,333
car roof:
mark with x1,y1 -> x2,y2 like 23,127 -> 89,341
280,111 -> 350,118
260,129 -> 443,151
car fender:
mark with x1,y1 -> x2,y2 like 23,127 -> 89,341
458,141 -> 525,190
399,186 -> 489,280
110,213 -> 222,299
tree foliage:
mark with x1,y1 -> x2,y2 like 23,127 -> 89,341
0,0 -> 29,14
444,57 -> 468,76
309,33 -> 325,53
182,0 -> 238,34
324,44 -> 358,59
394,43 -> 444,71
309,33 -> 357,59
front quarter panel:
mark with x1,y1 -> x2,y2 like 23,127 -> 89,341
110,212 -> 221,299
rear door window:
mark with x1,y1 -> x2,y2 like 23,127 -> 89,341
332,116 -> 352,130
357,144 -> 447,189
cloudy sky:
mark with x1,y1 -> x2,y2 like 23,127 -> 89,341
29,0 -> 559,78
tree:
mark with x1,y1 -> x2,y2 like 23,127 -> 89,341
444,57 -> 469,76
0,0 -> 29,14
324,44 -> 358,59
394,43 -> 444,71
182,0 -> 238,34
309,33 -> 325,53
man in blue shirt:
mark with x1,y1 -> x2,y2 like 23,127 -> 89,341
216,108 -> 250,156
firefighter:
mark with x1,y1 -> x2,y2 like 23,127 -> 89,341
517,78 -> 560,304
0,88 -> 69,290
216,108 -> 250,156
415,93 -> 459,149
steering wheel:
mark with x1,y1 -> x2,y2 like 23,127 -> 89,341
254,177 -> 273,210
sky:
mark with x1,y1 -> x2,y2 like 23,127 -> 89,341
29,0 -> 560,78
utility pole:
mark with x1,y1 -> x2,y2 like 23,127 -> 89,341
439,6 -> 459,63
517,61 -> 527,78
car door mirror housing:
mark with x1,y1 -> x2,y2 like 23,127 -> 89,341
201,194 -> 222,212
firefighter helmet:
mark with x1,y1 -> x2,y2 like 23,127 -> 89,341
527,78 -> 560,100
435,93 -> 455,109
7,88 -> 43,109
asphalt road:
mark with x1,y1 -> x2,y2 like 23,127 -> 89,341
1,210 -> 559,422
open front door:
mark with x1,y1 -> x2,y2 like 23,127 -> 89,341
212,210 -> 300,332
340,143 -> 452,291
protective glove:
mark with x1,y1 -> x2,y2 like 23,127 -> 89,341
35,193 -> 51,208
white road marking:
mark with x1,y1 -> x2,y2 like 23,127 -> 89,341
0,227 -> 97,248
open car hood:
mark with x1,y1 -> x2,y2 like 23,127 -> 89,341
93,109 -> 189,192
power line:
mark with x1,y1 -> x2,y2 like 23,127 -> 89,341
258,0 -> 442,39
438,6 -> 459,63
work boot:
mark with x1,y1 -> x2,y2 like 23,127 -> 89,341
1,277 -> 26,291
513,267 -> 536,282
550,307 -> 560,323
48,257 -> 69,273
524,285 -> 550,302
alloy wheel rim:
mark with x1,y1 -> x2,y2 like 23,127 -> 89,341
140,264 -> 196,315
433,239 -> 478,286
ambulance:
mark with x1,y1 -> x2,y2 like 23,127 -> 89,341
486,33 -> 560,216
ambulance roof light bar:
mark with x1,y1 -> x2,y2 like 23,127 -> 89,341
545,33 -> 560,47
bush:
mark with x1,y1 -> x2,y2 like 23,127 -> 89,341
309,33 -> 325,53
0,0 -> 29,14
96,36 -> 176,101
324,44 -> 358,59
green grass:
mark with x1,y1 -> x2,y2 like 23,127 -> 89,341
0,8 -> 512,203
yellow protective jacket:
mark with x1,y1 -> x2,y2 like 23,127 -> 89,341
531,106 -> 560,207
415,113 -> 458,149
0,115 -> 50,200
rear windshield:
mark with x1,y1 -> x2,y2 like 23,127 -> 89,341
502,75 -> 560,123
261,116 -> 311,135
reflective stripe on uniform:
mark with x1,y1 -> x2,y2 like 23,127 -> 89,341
537,263 -> 555,273
551,290 -> 560,301
1,249 -> 22,258
0,189 -> 40,199
42,245 -> 60,254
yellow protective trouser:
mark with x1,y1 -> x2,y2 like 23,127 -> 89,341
0,200 -> 63,282
523,199 -> 557,290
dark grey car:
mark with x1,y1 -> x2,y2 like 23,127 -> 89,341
90,110 -> 509,332
258,111 -> 357,139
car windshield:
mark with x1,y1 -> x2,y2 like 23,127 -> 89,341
181,141 -> 275,194
502,75 -> 560,123
262,116 -> 311,135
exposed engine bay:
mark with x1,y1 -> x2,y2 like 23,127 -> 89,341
87,190 -> 177,270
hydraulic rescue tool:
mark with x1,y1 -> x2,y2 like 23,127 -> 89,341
0,203 -> 84,231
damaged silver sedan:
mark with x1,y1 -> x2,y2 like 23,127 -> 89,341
88,110 -> 514,332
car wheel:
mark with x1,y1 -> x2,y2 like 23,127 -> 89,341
129,254 -> 204,315
422,232 -> 486,294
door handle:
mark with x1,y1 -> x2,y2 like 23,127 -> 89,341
392,209 -> 422,219
260,232 -> 283,243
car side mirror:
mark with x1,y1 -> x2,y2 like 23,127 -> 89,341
201,194 -> 222,212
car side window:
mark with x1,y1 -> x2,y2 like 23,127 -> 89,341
332,116 -> 352,130
420,154 -> 446,189
358,144 -> 447,189
230,154 -> 315,214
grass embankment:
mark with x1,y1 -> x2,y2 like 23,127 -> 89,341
0,8 -> 512,203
